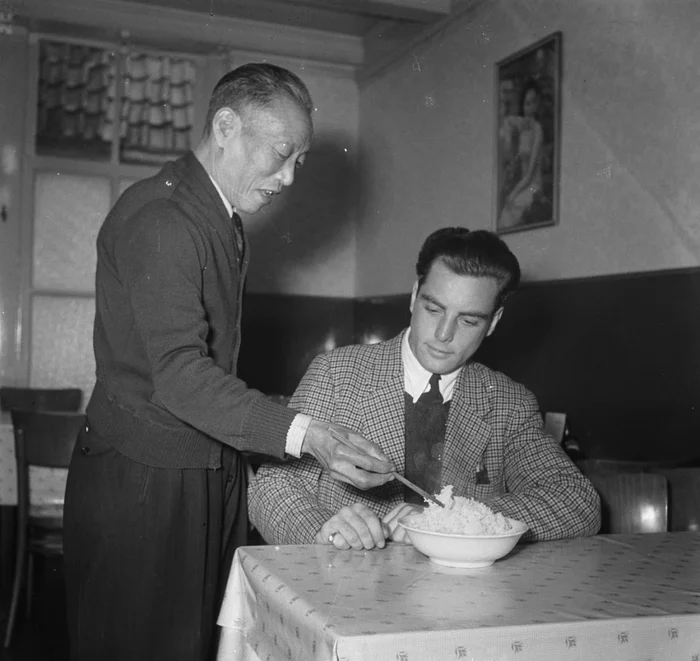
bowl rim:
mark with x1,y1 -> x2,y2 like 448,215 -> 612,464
398,515 -> 528,539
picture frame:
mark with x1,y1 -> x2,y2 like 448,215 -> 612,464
494,32 -> 562,235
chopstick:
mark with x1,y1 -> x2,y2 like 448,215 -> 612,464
328,428 -> 445,508
391,472 -> 445,508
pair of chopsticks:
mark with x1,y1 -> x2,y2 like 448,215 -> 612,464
328,428 -> 445,508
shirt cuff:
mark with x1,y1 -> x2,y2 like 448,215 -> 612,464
285,413 -> 312,458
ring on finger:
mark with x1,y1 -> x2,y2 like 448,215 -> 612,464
328,532 -> 338,544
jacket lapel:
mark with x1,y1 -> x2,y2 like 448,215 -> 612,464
359,333 -> 406,473
354,337 -> 495,493
442,362 -> 493,492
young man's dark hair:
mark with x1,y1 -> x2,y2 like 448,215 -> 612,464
415,227 -> 521,308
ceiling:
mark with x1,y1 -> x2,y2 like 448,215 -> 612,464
15,0 -> 459,78
129,0 -> 453,37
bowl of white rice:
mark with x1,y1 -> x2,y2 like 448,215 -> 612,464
398,486 -> 528,568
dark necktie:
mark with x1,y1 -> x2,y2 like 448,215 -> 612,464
419,372 -> 443,405
232,211 -> 246,258
404,373 -> 449,504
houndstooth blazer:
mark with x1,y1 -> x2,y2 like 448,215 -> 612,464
249,331 -> 601,544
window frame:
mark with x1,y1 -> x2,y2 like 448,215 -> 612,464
15,32 -> 206,391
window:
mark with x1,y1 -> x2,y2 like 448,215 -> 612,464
20,36 -> 200,401
36,40 -> 116,160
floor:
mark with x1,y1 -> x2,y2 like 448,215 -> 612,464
1,556 -> 70,661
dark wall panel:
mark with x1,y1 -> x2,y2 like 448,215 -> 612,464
238,294 -> 355,396
476,267 -> 700,463
240,267 -> 700,464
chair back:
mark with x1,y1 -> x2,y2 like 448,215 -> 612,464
577,458 -> 673,476
0,387 -> 82,413
649,467 -> 700,532
588,472 -> 668,534
3,410 -> 84,648
12,409 -> 84,470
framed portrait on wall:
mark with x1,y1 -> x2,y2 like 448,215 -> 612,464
494,32 -> 561,234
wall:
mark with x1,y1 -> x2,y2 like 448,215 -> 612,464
0,31 -> 29,388
356,0 -> 700,295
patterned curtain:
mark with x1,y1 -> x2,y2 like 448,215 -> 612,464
120,53 -> 195,163
36,41 -> 117,158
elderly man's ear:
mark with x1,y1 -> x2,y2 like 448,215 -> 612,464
212,108 -> 242,144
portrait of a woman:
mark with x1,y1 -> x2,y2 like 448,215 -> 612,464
494,33 -> 560,234
497,80 -> 544,230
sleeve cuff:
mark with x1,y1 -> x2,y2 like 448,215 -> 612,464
285,413 -> 312,458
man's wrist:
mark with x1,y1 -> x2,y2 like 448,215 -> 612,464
285,413 -> 312,458
299,419 -> 322,457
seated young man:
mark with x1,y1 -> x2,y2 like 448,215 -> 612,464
249,228 -> 601,549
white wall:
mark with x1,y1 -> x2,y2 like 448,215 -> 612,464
356,0 -> 700,296
0,32 -> 29,387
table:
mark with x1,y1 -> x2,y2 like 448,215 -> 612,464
217,533 -> 700,661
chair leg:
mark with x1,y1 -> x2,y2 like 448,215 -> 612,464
25,552 -> 34,620
3,535 -> 26,648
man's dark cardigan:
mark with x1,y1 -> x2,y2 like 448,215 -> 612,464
87,151 -> 296,468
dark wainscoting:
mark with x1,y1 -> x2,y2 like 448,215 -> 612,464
238,294 -> 411,396
238,294 -> 356,396
475,267 -> 700,463
240,266 -> 700,464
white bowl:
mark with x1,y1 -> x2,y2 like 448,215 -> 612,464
398,516 -> 528,568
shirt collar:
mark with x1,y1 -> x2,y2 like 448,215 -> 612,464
208,174 -> 234,218
401,329 -> 461,403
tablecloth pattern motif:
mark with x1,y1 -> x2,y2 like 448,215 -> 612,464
218,533 -> 700,661
0,423 -> 68,507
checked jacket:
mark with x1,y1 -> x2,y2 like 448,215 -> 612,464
248,331 -> 601,545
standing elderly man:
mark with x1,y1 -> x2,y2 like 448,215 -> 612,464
64,63 -> 394,661
249,228 -> 601,550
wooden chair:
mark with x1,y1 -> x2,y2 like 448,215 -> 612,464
649,468 -> 700,532
588,472 -> 668,534
0,386 -> 82,623
0,386 -> 82,415
3,410 -> 85,648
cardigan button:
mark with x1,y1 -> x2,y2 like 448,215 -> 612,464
81,447 -> 90,455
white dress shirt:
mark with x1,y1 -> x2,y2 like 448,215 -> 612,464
402,329 -> 461,403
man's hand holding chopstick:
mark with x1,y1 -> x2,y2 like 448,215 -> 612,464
301,421 -> 395,490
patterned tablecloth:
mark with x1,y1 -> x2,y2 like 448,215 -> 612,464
217,533 -> 700,661
0,423 -> 68,507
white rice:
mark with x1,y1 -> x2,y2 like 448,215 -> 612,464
405,485 -> 513,535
